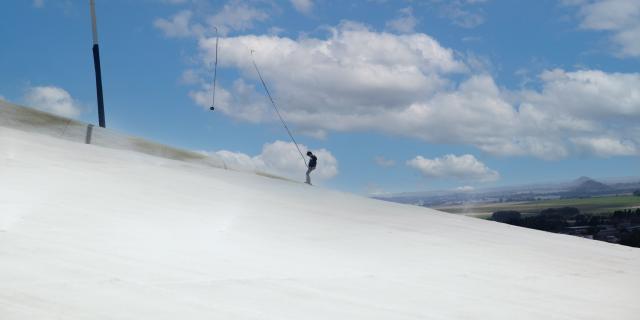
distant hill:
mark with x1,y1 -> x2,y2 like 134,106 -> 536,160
572,176 -> 594,186
567,177 -> 614,196
376,176 -> 640,207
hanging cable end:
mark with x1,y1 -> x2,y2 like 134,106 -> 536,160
210,106 -> 215,111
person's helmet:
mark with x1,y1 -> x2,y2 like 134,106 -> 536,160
306,151 -> 312,156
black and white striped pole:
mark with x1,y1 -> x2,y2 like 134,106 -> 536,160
90,0 -> 106,128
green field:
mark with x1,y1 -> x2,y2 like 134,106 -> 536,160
435,195 -> 640,218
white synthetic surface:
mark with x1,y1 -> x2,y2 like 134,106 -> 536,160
1,125 -> 640,319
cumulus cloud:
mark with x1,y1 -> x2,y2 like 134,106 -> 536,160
290,0 -> 313,14
154,0 -> 270,38
185,22 -> 640,159
212,140 -> 338,182
207,0 -> 269,36
572,137 -> 638,157
154,10 -> 196,38
514,69 -> 640,157
189,79 -> 269,122
564,0 -> 640,57
24,86 -> 83,118
194,22 -> 466,124
456,185 -> 475,192
374,156 -> 396,167
407,154 -> 499,182
522,69 -> 640,119
386,7 -> 418,33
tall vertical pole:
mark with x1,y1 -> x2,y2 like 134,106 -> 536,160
90,0 -> 106,128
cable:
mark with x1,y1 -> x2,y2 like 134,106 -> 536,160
250,50 -> 308,168
210,27 -> 219,111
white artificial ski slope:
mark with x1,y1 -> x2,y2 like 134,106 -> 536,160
1,127 -> 639,320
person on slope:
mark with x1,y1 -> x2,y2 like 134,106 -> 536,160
305,151 -> 317,185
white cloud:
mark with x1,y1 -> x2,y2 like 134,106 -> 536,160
268,26 -> 286,36
386,7 -> 418,33
513,69 -> 640,157
187,23 -> 640,159
154,0 -> 270,38
24,86 -> 83,118
572,137 -> 638,157
407,154 -> 499,182
290,0 -> 313,14
564,0 -> 640,57
436,0 -> 489,28
456,185 -> 475,192
154,10 -> 196,38
179,69 -> 202,85
189,79 -> 269,122
213,140 -> 338,182
374,156 -> 396,167
31,0 -> 73,13
523,69 -> 640,119
194,22 -> 466,125
206,0 -> 269,36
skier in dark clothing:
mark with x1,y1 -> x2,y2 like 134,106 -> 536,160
305,151 -> 317,185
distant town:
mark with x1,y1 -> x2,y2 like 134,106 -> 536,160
490,207 -> 640,247
376,177 -> 640,248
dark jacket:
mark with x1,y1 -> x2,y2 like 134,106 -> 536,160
308,154 -> 317,168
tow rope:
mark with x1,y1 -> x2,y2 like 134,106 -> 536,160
209,27 -> 219,111
250,50 -> 308,168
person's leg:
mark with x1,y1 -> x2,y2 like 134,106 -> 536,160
306,167 -> 315,184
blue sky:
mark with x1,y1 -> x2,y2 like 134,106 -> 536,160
1,0 -> 639,194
